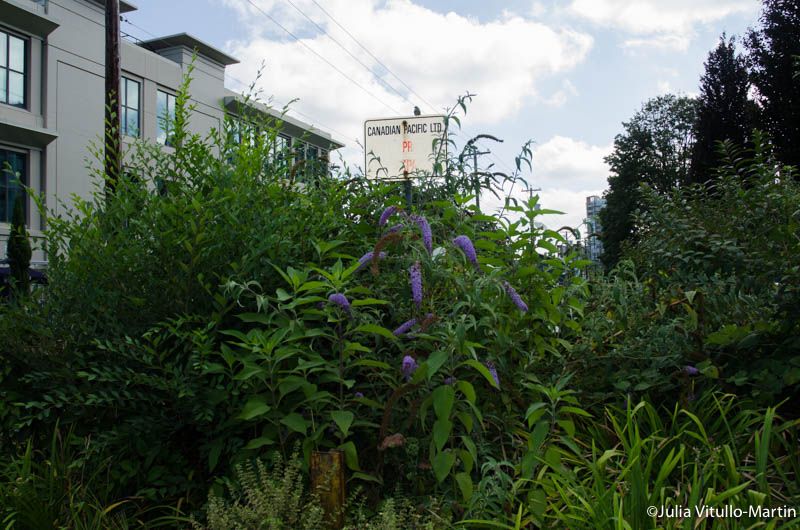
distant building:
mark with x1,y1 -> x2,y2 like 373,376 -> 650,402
0,0 -> 343,266
584,195 -> 606,263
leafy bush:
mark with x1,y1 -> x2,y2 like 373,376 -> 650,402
571,137 -> 800,406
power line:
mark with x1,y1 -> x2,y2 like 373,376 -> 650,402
243,0 -> 400,115
307,0 -> 441,114
278,0 -> 417,109
120,17 -> 351,143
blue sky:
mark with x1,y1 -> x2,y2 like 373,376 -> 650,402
125,0 -> 759,229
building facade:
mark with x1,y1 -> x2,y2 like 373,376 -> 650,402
0,0 -> 342,265
584,195 -> 606,264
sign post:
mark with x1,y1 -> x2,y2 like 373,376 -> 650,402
364,115 -> 447,207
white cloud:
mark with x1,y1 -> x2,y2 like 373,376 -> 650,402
656,79 -> 674,94
623,34 -> 691,52
543,79 -> 579,107
220,0 -> 592,160
481,135 -> 611,230
567,0 -> 757,51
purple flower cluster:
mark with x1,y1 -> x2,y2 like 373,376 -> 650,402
401,355 -> 418,381
502,281 -> 528,313
410,214 -> 433,254
453,235 -> 479,268
328,293 -> 351,313
393,318 -> 417,336
444,376 -> 457,385
684,365 -> 700,376
379,206 -> 399,227
356,251 -> 387,271
386,223 -> 404,234
409,261 -> 423,308
485,361 -> 500,388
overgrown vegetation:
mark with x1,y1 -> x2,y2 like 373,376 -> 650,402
1,1 -> 799,528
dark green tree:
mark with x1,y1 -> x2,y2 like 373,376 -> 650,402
690,35 -> 754,184
746,0 -> 800,168
600,95 -> 696,268
7,194 -> 31,297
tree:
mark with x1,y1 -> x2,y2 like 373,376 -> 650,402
600,95 -> 696,268
7,194 -> 31,297
690,35 -> 755,184
747,0 -> 800,168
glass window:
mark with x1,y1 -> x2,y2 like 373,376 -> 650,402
0,30 -> 26,108
120,77 -> 140,137
156,90 -> 176,146
0,148 -> 26,223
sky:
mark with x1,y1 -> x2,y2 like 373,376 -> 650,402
125,0 -> 761,231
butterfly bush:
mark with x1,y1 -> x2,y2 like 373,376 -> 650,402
453,235 -> 479,269
386,223 -> 404,234
485,361 -> 500,388
502,281 -> 528,313
356,251 -> 387,271
401,355 -> 418,381
393,318 -> 417,336
410,214 -> 433,254
409,261 -> 423,308
379,206 -> 399,227
328,293 -> 351,313
684,365 -> 700,376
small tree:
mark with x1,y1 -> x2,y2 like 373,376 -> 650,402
7,194 -> 31,297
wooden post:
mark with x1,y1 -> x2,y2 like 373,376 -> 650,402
104,0 -> 121,194
310,449 -> 345,529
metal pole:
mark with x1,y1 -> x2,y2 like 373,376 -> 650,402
404,178 -> 412,210
105,0 -> 121,195
472,146 -> 480,211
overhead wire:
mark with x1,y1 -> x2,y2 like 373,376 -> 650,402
242,0 -> 400,115
119,16 -> 351,143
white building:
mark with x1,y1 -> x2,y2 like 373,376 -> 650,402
0,0 -> 343,266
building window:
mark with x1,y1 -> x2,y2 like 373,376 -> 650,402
0,148 -> 26,223
121,77 -> 140,137
0,30 -> 27,108
156,90 -> 176,146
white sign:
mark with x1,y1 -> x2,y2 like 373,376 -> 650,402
364,115 -> 447,180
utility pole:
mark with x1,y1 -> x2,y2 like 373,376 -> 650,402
104,0 -> 121,195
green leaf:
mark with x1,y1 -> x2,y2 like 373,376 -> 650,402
461,360 -> 499,389
234,362 -> 265,381
236,312 -> 271,324
244,437 -> 275,450
331,410 -> 354,437
432,385 -> 456,420
339,441 -> 360,470
351,298 -> 390,306
455,472 -> 473,501
433,419 -> 453,452
456,380 -> 476,403
427,350 -> 448,378
353,324 -> 397,341
432,451 -> 456,483
280,413 -> 308,435
238,397 -> 271,421
351,472 -> 382,484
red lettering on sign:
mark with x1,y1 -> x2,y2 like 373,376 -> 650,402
402,140 -> 413,153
